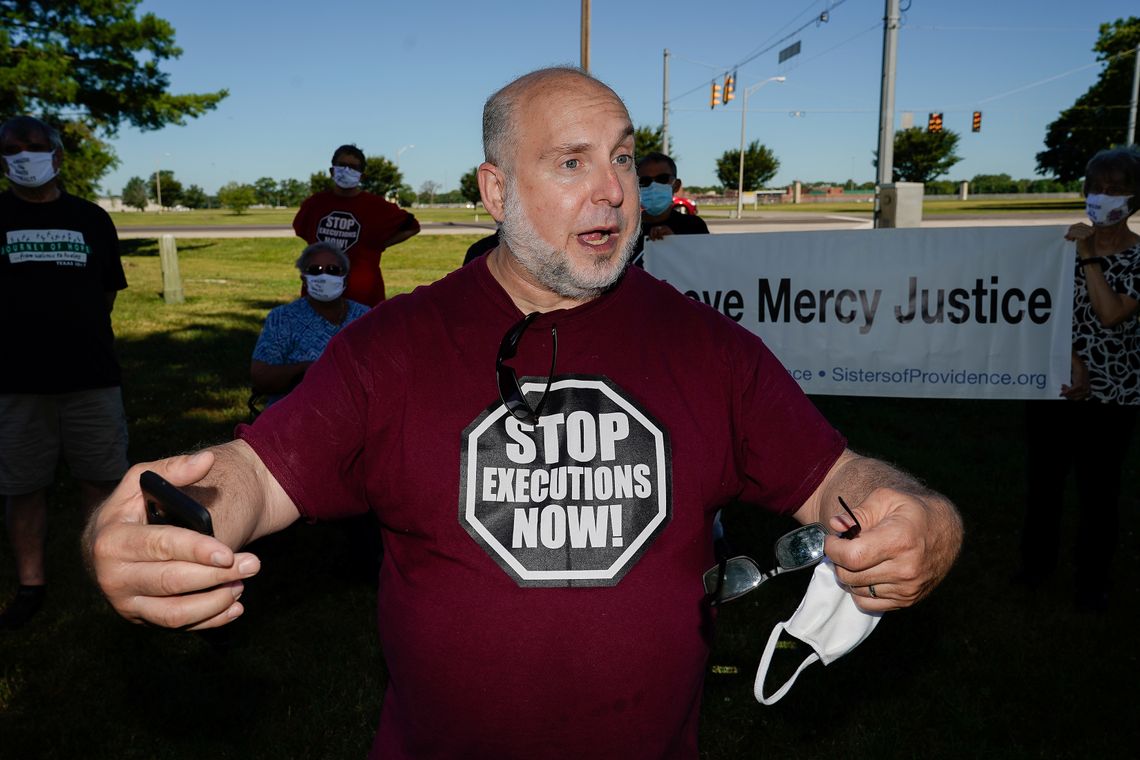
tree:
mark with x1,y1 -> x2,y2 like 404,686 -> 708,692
0,1 -> 228,199
309,171 -> 331,195
1037,17 -> 1140,181
361,156 -> 402,198
147,169 -> 183,208
278,178 -> 308,207
253,176 -> 278,206
885,127 -> 961,183
715,141 -> 779,190
121,176 -> 148,211
217,182 -> 256,214
459,166 -> 481,205
182,184 -> 208,209
419,180 -> 440,205
635,125 -> 664,159
396,184 -> 416,208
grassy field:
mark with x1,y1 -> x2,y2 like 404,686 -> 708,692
108,196 -> 1086,228
1,236 -> 1137,758
110,206 -> 495,227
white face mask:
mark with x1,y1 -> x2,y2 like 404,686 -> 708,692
303,273 -> 346,302
332,165 -> 362,189
1085,194 -> 1132,227
5,150 -> 58,188
753,559 -> 882,705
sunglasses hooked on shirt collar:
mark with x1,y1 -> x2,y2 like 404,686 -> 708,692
637,173 -> 674,188
304,264 -> 346,276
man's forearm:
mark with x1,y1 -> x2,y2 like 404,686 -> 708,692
184,440 -> 298,549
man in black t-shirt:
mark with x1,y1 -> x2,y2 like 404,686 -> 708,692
0,116 -> 129,630
631,152 -> 709,265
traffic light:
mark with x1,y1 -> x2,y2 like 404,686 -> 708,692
722,73 -> 735,105
927,112 -> 943,133
972,110 -> 982,132
710,81 -> 721,109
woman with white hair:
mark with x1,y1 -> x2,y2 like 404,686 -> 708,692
250,241 -> 368,407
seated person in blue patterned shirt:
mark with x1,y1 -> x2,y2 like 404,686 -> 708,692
251,241 -> 369,406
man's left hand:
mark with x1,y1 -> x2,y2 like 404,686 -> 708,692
823,487 -> 962,612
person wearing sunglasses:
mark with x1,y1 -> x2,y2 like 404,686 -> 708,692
292,143 -> 420,307
632,151 -> 708,265
85,68 -> 962,759
249,241 -> 368,407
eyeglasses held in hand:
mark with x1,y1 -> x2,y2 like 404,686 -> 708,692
703,497 -> 862,605
305,264 -> 346,276
496,312 -> 557,425
638,173 -> 674,188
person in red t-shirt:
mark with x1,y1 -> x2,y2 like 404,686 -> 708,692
292,144 -> 420,306
84,68 -> 963,759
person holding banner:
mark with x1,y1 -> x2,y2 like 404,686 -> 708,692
1020,146 -> 1140,612
82,67 -> 963,758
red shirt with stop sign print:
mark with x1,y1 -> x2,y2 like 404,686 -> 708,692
292,189 -> 416,306
238,259 -> 845,758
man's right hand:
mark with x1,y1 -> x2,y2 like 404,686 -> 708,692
83,451 -> 262,630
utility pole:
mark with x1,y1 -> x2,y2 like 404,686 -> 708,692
580,0 -> 591,73
874,0 -> 900,228
661,49 -> 670,156
1128,43 -> 1139,146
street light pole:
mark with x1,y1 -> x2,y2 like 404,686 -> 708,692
737,76 -> 785,220
396,144 -> 415,173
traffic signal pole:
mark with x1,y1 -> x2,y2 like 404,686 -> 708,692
874,0 -> 901,228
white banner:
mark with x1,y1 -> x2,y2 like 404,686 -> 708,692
644,227 -> 1073,399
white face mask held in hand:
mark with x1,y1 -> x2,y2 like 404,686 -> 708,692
753,559 -> 882,705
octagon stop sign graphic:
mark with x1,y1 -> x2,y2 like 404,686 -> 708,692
460,375 -> 672,587
315,210 -> 360,251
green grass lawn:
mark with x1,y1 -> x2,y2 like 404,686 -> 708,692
1,237 -> 1137,758
110,206 -> 498,227
109,197 -> 1086,228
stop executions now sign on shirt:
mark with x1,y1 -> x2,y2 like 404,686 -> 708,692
316,210 -> 361,250
459,376 -> 673,587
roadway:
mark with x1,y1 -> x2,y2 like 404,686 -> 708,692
114,210 -> 1100,239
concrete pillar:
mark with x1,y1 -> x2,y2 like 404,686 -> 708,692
959,181 -> 969,201
792,181 -> 802,204
159,235 -> 185,304
878,182 -> 924,228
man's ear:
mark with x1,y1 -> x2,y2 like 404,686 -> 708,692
672,178 -> 682,194
478,161 -> 507,222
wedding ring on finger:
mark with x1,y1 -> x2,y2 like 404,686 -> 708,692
869,584 -> 878,599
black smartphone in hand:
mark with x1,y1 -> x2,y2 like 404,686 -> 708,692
140,470 -> 214,536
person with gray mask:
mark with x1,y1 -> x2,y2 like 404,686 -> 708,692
0,116 -> 128,630
1018,146 -> 1140,612
292,143 -> 420,307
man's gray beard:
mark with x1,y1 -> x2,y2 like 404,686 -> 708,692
499,183 -> 640,300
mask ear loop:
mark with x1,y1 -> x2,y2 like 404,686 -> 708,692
753,622 -> 821,706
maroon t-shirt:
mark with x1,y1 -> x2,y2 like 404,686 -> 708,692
292,190 -> 417,306
238,259 -> 845,758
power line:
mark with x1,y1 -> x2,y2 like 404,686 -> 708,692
672,0 -> 850,104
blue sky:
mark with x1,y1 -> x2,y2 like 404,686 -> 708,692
99,0 -> 1139,197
